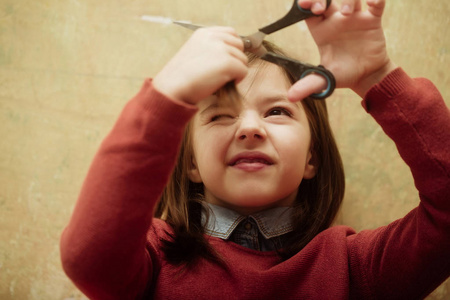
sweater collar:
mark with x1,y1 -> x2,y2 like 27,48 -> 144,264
201,203 -> 294,240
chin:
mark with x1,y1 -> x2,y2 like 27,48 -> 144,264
226,194 -> 289,210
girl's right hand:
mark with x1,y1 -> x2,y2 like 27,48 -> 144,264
153,27 -> 248,105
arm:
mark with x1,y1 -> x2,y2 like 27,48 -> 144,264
60,82 -> 196,299
60,28 -> 247,299
294,0 -> 450,297
349,68 -> 450,299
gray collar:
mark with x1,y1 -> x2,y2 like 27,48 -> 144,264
202,203 -> 294,240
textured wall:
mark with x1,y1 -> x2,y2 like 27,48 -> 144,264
0,0 -> 448,299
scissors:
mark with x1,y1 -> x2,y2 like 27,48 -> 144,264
173,0 -> 335,99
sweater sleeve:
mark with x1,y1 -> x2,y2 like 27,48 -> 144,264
348,68 -> 450,299
60,79 -> 197,299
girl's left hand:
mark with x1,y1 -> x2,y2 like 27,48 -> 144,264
289,0 -> 396,101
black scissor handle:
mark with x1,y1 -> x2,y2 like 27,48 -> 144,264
259,0 -> 331,35
261,52 -> 335,99
299,65 -> 335,99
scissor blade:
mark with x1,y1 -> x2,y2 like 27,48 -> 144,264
242,31 -> 267,57
141,15 -> 173,25
172,20 -> 268,57
173,20 -> 206,31
259,0 -> 331,35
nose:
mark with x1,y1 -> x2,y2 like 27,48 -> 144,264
235,112 -> 267,141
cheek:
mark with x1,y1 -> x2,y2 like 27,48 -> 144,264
193,129 -> 232,172
273,127 -> 311,166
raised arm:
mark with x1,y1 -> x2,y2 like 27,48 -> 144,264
349,67 -> 450,299
294,0 -> 450,297
60,27 -> 247,299
60,83 -> 196,299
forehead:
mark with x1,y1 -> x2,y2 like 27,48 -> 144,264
196,61 -> 298,112
237,61 -> 292,97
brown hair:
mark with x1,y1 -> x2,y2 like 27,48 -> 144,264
154,41 -> 345,265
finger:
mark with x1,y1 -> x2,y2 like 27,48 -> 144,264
227,46 -> 249,65
310,0 -> 327,15
208,26 -> 239,36
227,58 -> 249,83
366,0 -> 385,17
304,1 -> 339,28
220,33 -> 245,51
319,0 -> 340,18
200,26 -> 242,45
287,74 -> 328,102
298,0 -> 331,15
340,0 -> 362,15
298,0 -> 314,10
354,0 -> 363,11
200,28 -> 245,53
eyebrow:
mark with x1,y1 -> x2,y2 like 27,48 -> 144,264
261,94 -> 289,103
199,101 -> 225,116
261,95 -> 301,109
199,94 -> 300,116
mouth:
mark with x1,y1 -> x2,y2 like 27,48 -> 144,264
228,152 -> 274,167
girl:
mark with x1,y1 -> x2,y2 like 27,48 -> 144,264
61,0 -> 450,299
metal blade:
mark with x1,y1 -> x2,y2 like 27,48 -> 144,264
172,21 -> 206,31
242,31 -> 267,56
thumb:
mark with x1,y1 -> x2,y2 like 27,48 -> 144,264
288,74 -> 328,102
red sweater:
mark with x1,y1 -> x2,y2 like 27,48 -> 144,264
60,68 -> 450,299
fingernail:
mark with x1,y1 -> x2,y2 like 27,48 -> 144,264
312,2 -> 324,12
341,4 -> 352,14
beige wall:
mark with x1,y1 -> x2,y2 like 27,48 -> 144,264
0,0 -> 448,299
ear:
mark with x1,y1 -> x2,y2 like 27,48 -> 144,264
187,157 -> 203,183
303,150 -> 317,179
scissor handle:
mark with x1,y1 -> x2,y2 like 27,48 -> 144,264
259,0 -> 331,35
260,53 -> 335,99
300,65 -> 335,99
297,0 -> 332,14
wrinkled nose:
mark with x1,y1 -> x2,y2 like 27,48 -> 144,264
235,112 -> 267,141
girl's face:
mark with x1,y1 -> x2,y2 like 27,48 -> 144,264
189,63 -> 316,215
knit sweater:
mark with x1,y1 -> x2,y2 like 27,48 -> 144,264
60,68 -> 450,299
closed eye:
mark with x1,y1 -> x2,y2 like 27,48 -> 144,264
211,114 -> 235,122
